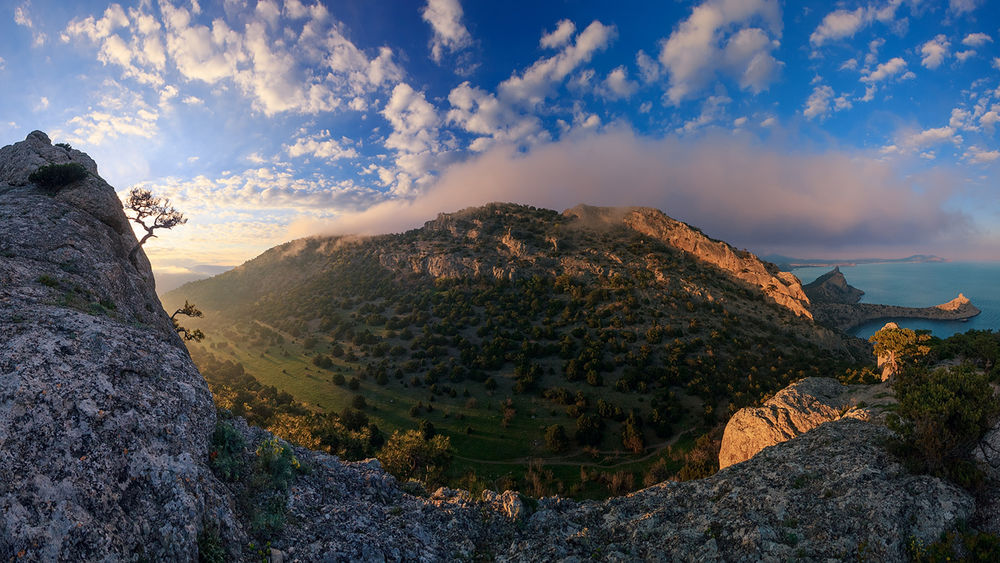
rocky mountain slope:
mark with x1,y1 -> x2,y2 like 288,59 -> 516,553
1,131 -> 986,561
802,266 -> 864,304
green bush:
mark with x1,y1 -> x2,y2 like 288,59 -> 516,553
28,162 -> 88,192
210,421 -> 246,482
889,364 -> 999,489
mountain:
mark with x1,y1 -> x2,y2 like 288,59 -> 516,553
1,131 -> 990,560
164,201 -> 868,494
802,266 -> 865,304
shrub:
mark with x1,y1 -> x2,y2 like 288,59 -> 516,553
544,424 -> 570,453
209,421 -> 246,482
378,429 -> 451,485
889,364 -> 999,489
28,162 -> 88,192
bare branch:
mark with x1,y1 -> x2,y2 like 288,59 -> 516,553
125,187 -> 187,262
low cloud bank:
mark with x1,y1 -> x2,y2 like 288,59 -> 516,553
290,128 -> 972,256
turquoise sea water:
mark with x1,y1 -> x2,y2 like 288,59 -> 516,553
791,262 -> 1000,340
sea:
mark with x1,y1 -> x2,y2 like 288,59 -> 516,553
791,262 -> 1000,340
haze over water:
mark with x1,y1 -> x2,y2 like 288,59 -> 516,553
793,262 -> 1000,339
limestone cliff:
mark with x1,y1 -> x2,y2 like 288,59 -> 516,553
0,132 -> 981,560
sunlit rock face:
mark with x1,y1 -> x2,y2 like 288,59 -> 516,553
718,377 -> 885,469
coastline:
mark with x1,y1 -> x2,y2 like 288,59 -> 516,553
810,296 -> 981,333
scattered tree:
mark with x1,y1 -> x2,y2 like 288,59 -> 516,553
124,187 -> 187,261
171,300 -> 204,342
378,429 -> 451,485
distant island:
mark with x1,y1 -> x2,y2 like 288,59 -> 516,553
764,254 -> 946,271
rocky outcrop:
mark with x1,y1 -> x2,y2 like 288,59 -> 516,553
504,419 -> 971,561
813,296 -> 981,332
719,377 -> 891,469
0,132 -> 241,559
802,266 -> 864,304
607,206 -> 813,319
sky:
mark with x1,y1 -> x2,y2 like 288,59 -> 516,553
1,0 -> 999,288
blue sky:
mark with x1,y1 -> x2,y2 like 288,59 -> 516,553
1,0 -> 999,283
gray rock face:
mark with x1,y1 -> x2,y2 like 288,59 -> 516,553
501,420 -> 973,561
0,132 -> 241,560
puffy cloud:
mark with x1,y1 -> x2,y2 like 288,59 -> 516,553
285,132 -> 359,161
58,80 -> 160,145
861,57 -> 908,83
540,19 -> 576,49
803,85 -> 833,120
955,50 -> 976,62
312,129 -> 968,255
809,1 -> 904,47
919,35 -> 949,69
810,7 -> 866,46
599,66 -> 638,99
962,32 -> 992,47
383,83 -> 440,154
964,145 -> 1000,163
446,82 -> 545,151
658,0 -> 782,104
63,1 -> 404,116
422,0 -> 472,63
884,126 -> 962,156
500,20 -> 615,106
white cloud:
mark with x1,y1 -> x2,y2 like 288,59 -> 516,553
635,50 -> 661,83
803,85 -> 833,120
955,50 -> 976,62
382,83 -> 445,194
285,131 -> 359,161
422,0 -> 472,63
964,145 -> 1000,163
861,57 -> 908,83
810,7 -> 866,46
599,66 -> 638,99
809,1 -> 904,47
57,80 -> 160,145
34,96 -> 49,111
950,0 -> 981,14
500,20 -> 615,106
0,56 -> 5,71
962,32 -> 992,47
679,94 -> 730,132
15,1 -> 48,46
981,111 -> 1000,131
919,35 -> 949,69
540,19 -> 576,49
63,1 -> 404,116
447,81 -> 545,151
886,126 -> 962,155
658,0 -> 782,104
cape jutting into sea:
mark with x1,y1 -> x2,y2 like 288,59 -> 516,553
792,261 -> 1000,339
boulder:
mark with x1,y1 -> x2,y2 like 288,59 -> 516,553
719,377 -> 885,469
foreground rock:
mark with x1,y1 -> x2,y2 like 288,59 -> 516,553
504,420 -> 972,561
0,132 -> 241,559
719,377 -> 893,469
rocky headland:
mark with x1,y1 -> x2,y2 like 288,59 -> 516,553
805,267 -> 980,332
0,131 -> 994,560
